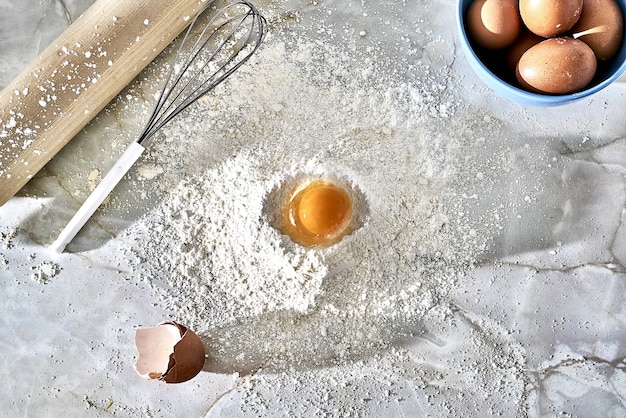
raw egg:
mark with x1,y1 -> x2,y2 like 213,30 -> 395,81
282,180 -> 353,247
516,37 -> 597,94
520,0 -> 583,37
571,0 -> 624,60
134,321 -> 205,383
467,0 -> 522,49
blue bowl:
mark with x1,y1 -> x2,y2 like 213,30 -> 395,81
457,0 -> 626,106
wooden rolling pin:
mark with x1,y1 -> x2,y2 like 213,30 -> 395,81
0,0 -> 206,206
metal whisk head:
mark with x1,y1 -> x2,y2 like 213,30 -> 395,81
137,0 -> 266,145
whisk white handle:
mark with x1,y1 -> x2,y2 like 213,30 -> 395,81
50,141 -> 145,253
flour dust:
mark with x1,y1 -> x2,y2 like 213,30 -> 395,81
126,27 -> 530,414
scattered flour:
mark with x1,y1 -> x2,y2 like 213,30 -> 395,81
130,154 -> 329,325
123,14 -> 530,415
0,228 -> 17,266
128,29 -> 462,312
30,261 -> 61,284
1,228 -> 17,250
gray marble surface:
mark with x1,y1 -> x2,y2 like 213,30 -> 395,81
1,0 -> 625,416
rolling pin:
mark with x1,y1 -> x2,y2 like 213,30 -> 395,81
0,0 -> 206,206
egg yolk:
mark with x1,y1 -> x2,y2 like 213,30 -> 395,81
282,180 -> 353,247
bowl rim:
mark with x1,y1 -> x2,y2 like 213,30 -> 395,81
457,0 -> 626,106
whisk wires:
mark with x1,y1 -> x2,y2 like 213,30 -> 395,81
137,0 -> 266,145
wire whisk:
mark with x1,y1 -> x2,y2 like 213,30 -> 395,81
139,0 -> 266,145
51,0 -> 267,253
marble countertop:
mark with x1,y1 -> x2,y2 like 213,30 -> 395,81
1,0 -> 625,416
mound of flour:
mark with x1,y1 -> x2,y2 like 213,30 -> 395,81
129,154 -> 330,327
124,25 -> 530,413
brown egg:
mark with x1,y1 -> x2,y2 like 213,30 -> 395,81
517,38 -> 597,94
281,179 -> 353,247
506,30 -> 544,74
571,0 -> 624,60
134,321 -> 206,383
467,0 -> 522,50
520,0 -> 583,37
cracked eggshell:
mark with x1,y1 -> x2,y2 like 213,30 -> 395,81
134,321 -> 206,383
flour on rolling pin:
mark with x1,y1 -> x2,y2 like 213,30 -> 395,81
0,0 -> 207,206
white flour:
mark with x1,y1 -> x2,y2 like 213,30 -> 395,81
30,260 -> 61,284
131,154 -> 330,324
126,26 -> 529,414
128,32 -> 460,322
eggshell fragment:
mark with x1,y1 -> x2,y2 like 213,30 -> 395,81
134,321 -> 206,383
467,0 -> 522,50
571,0 -> 624,60
520,0 -> 583,37
517,37 -> 597,94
